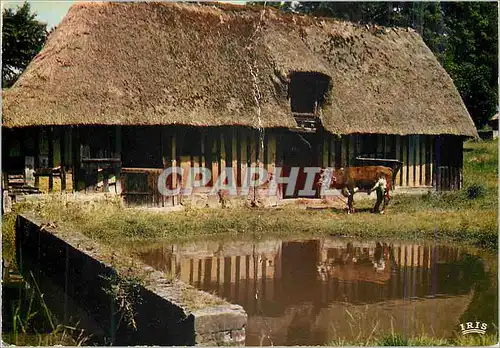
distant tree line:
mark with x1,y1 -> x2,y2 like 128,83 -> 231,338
252,2 -> 498,128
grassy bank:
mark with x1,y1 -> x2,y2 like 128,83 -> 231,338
2,140 -> 498,263
2,271 -> 90,346
329,332 -> 498,346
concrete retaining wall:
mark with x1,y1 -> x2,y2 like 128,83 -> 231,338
16,213 -> 246,346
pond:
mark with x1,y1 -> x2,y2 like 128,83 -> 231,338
136,237 -> 497,346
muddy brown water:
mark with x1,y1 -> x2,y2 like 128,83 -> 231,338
136,238 -> 497,346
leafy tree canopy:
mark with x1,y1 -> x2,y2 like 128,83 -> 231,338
2,2 -> 48,88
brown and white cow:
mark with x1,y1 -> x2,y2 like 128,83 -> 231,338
322,166 -> 394,214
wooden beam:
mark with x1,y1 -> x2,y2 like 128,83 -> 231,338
407,136 -> 414,187
420,135 -> 426,186
180,156 -> 191,193
211,132 -> 219,188
329,137 -> 334,168
204,131 -> 212,186
249,131 -> 257,169
114,126 -> 122,194
395,136 -> 401,186
200,131 -> 205,170
236,129 -> 241,188
421,135 -> 426,186
258,132 -> 265,191
425,136 -> 432,186
341,136 -> 348,167
34,127 -> 40,188
240,130 -> 247,189
71,127 -> 79,192
348,135 -> 355,166
402,136 -> 408,187
48,127 -> 54,192
247,131 -> 254,187
160,127 -> 171,206
60,128 -> 67,192
458,137 -> 463,189
220,131 -> 226,179
413,135 -> 420,186
267,134 -> 276,181
263,133 -> 268,170
384,135 -> 390,158
334,137 -> 341,169
172,133 -> 177,205
231,129 -> 237,185
322,135 -> 328,168
377,134 -> 384,157
275,133 -> 283,198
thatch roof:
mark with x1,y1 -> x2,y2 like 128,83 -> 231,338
2,2 -> 477,137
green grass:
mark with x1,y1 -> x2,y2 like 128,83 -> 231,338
329,332 -> 498,346
1,139 -> 497,346
7,195 -> 495,249
326,301 -> 498,347
2,272 -> 90,346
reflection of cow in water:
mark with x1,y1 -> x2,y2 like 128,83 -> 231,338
317,242 -> 393,284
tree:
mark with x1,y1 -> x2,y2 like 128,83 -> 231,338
2,2 -> 48,88
440,2 -> 498,127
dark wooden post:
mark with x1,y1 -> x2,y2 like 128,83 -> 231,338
113,126 -> 121,194
34,127 -> 40,188
425,136 -> 431,186
161,126 -> 172,207
458,137 -> 464,189
435,136 -> 441,191
275,132 -> 283,199
72,126 -> 80,192
48,127 -> 54,192
60,127 -> 67,192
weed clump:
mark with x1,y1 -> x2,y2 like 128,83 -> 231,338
102,273 -> 144,331
466,183 -> 486,200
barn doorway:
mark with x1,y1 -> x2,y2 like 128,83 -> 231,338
281,132 -> 321,198
289,72 -> 331,114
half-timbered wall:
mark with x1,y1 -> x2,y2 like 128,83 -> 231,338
120,126 -> 279,207
2,126 -> 75,194
2,126 -> 464,206
320,134 -> 438,188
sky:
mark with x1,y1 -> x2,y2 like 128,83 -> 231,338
3,1 -> 76,28
2,0 -> 248,29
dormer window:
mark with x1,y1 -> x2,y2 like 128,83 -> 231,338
289,71 -> 331,115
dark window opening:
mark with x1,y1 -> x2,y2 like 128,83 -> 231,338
289,72 -> 331,114
79,126 -> 116,159
177,128 -> 202,157
122,126 -> 163,168
361,134 -> 378,157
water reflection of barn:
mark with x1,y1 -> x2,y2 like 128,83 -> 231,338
139,239 -> 477,344
2,2 -> 478,207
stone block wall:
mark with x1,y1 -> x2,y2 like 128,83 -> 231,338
16,213 -> 247,346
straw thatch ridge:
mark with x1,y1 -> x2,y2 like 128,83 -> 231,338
2,2 -> 477,137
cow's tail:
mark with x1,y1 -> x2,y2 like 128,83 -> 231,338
390,161 -> 403,189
